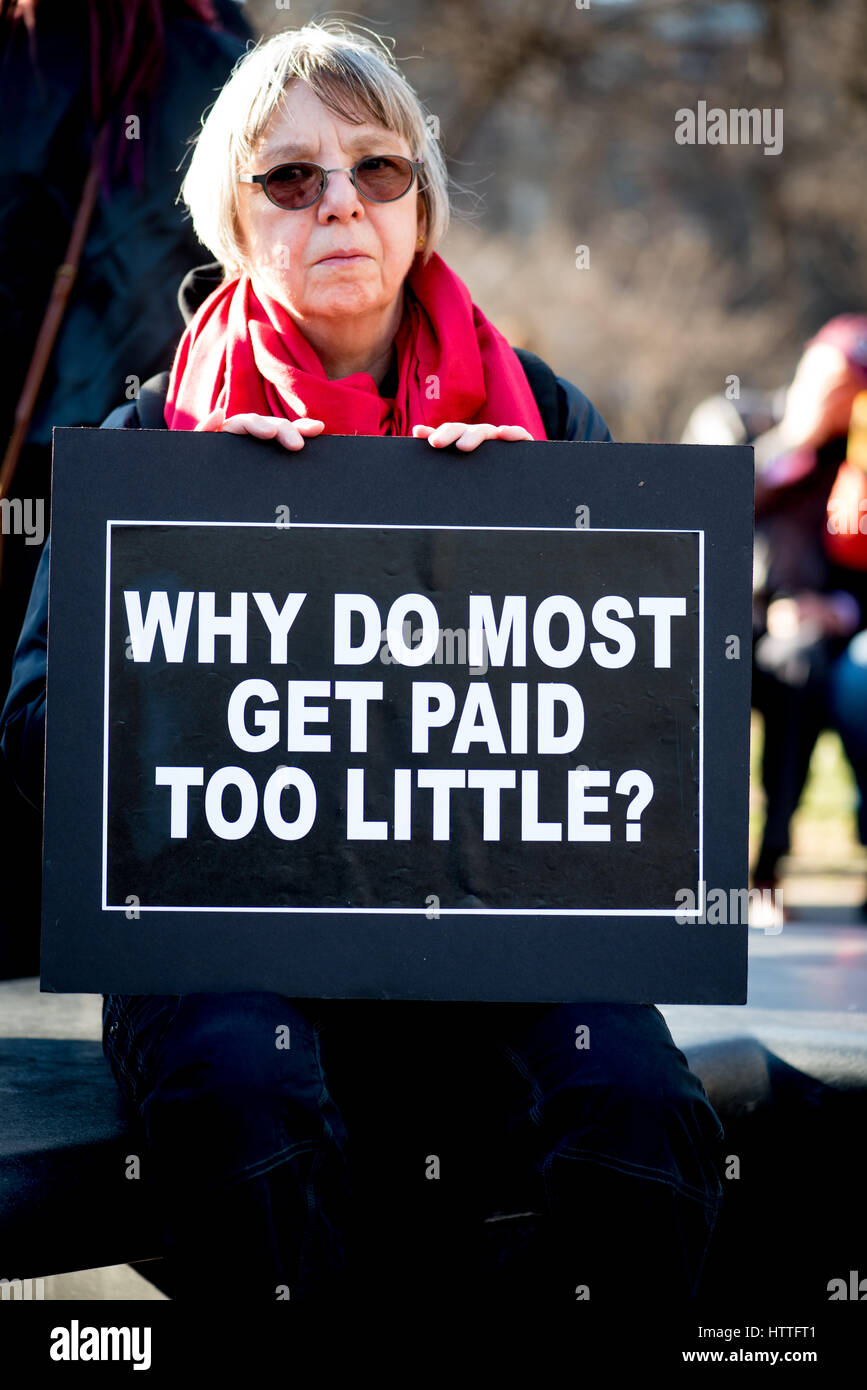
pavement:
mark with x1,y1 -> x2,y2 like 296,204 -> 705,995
662,912 -> 867,1044
2,901 -> 865,1299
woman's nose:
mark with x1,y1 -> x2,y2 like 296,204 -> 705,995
317,169 -> 364,219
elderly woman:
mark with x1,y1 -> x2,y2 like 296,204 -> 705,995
1,23 -> 724,1307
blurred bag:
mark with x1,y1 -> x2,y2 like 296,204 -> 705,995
824,461 -> 867,572
754,625 -> 830,689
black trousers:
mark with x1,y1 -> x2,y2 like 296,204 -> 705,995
103,992 -> 726,1307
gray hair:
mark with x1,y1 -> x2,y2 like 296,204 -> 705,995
180,20 -> 450,276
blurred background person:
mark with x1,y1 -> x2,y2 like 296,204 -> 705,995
683,316 -> 867,912
751,317 -> 867,906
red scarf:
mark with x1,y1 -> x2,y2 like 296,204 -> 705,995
164,251 -> 546,439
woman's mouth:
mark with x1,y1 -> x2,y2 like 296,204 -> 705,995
315,252 -> 371,266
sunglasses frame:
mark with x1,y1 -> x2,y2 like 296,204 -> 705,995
238,155 -> 425,211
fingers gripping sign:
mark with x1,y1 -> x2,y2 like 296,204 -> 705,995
193,410 -> 531,453
412,422 -> 535,451
196,407 -> 326,452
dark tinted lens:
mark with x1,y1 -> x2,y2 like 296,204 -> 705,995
354,156 -> 414,201
265,162 -> 324,209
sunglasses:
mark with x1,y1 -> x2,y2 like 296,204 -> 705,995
238,155 -> 424,211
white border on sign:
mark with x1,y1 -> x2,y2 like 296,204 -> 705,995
102,521 -> 705,916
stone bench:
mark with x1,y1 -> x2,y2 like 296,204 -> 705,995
2,1025 -> 866,1299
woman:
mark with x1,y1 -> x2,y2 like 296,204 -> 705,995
751,318 -> 867,913
1,22 -> 724,1307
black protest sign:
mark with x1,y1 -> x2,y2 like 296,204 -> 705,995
42,428 -> 753,1001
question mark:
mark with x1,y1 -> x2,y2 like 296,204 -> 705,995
615,771 -> 654,841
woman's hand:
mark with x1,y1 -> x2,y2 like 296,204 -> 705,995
412,422 -> 534,451
196,406 -> 325,450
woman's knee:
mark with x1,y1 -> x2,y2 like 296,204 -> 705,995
161,992 -> 320,1088
500,1003 -> 724,1201
138,992 -> 347,1173
504,1002 -> 702,1105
